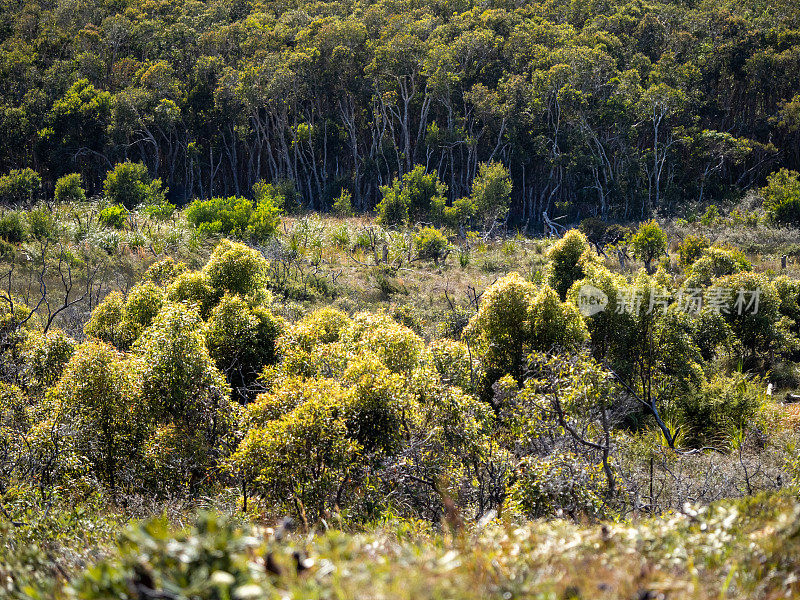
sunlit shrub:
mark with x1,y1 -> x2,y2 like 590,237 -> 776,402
47,340 -> 142,489
133,302 -> 233,491
166,270 -> 216,318
83,292 -> 136,350
503,453 -> 609,520
205,294 -> 283,397
103,161 -> 166,209
203,239 -> 268,299
0,168 -> 40,205
98,205 -> 126,229
54,173 -> 86,204
546,229 -> 599,299
227,394 -> 358,523
21,329 -> 76,396
676,373 -> 766,448
414,226 -> 449,264
677,234 -> 710,267
629,220 -> 667,273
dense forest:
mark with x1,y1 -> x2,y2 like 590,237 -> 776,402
5,0 -> 800,597
2,0 -> 800,220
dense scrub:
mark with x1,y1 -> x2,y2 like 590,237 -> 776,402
2,0 -> 800,221
0,199 -> 800,595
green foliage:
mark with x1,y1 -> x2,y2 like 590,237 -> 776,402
133,302 -> 233,490
47,340 -> 142,489
444,197 -> 476,230
377,166 -> 447,227
762,168 -> 800,225
677,234 -> 710,268
503,453 -> 608,520
205,294 -> 283,397
470,161 -> 512,229
0,211 -> 26,243
203,239 -> 268,298
124,281 -> 166,335
629,220 -> 667,273
54,173 -> 86,204
26,207 -> 56,240
342,355 -> 406,454
71,513 -> 259,600
333,189 -> 354,217
344,312 -> 425,374
546,230 -> 599,300
0,168 -> 41,205
142,257 -> 188,288
229,392 -> 358,522
167,271 -> 218,319
253,179 -> 298,213
98,205 -> 126,229
21,329 -> 76,396
103,161 -> 166,209
465,273 -> 587,388
247,199 -> 281,242
684,246 -> 752,288
676,373 -> 766,448
186,196 -> 252,236
186,195 -> 281,242
83,292 -> 134,349
707,271 -> 785,361
414,226 -> 449,264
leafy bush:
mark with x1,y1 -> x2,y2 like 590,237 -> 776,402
143,200 -> 176,220
470,161 -> 512,229
103,161 -> 166,209
676,373 -> 766,447
46,340 -> 142,489
344,312 -> 425,374
142,257 -> 188,288
83,292 -> 135,350
253,178 -> 298,213
124,281 -> 166,336
98,205 -> 126,229
205,294 -> 283,397
414,226 -> 449,264
0,168 -> 41,205
333,189 -> 354,216
546,229 -> 598,300
377,166 -> 447,227
444,197 -> 477,230
228,393 -> 358,523
186,196 -> 252,236
678,234 -> 710,267
203,239 -> 268,298
629,219 -> 667,273
186,195 -> 281,242
26,207 -> 56,240
762,168 -> 800,225
71,513 -> 260,600
706,271 -> 784,361
464,273 -> 588,389
0,211 -> 26,243
503,453 -> 608,520
684,245 -> 752,288
21,329 -> 76,396
343,355 -> 406,454
167,271 -> 217,318
133,302 -> 233,491
54,173 -> 86,203
247,198 -> 281,242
